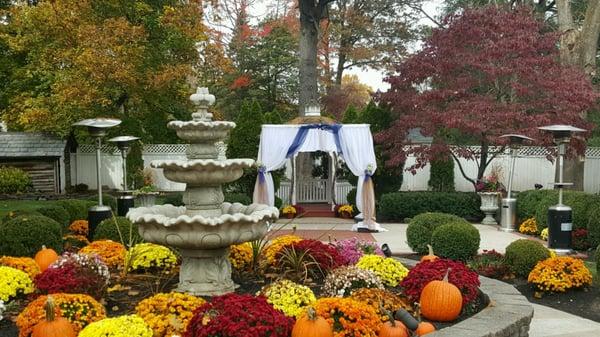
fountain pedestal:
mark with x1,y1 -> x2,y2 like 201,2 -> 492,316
177,248 -> 236,295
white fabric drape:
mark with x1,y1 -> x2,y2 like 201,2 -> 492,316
338,126 -> 383,231
253,126 -> 299,206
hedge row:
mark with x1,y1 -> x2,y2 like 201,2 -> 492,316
517,189 -> 600,247
378,191 -> 483,221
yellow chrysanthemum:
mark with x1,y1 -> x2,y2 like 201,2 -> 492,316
0,266 -> 34,302
356,255 -> 408,287
259,279 -> 316,318
519,218 -> 538,235
126,243 -> 178,272
229,242 -> 253,270
0,256 -> 40,279
78,315 -> 152,337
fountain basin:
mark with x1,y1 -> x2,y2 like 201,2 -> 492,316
151,159 -> 254,185
127,203 -> 278,249
168,120 -> 235,142
128,203 -> 278,296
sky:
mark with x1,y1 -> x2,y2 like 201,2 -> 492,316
247,0 -> 443,92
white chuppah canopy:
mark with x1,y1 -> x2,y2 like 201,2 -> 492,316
252,123 -> 385,232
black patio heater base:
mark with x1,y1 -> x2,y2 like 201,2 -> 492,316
88,205 -> 112,239
117,195 -> 135,217
547,205 -> 573,254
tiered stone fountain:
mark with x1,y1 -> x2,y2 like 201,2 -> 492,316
127,87 -> 278,296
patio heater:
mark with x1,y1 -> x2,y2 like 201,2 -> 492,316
108,136 -> 140,216
498,134 -> 534,232
538,124 -> 586,254
73,118 -> 122,238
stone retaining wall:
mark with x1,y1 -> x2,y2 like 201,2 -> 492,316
400,259 -> 534,337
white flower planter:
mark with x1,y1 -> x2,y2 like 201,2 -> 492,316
136,193 -> 158,207
479,192 -> 500,225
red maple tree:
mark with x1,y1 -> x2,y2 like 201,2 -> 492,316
379,6 -> 598,188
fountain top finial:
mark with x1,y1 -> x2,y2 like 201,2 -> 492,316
190,87 -> 216,122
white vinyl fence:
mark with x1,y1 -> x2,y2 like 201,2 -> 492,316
71,145 -> 600,194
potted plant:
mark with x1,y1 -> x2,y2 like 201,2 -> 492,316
134,168 -> 159,207
336,204 -> 354,219
476,168 -> 504,225
281,205 -> 297,219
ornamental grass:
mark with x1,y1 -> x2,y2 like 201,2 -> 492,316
259,279 -> 316,318
135,292 -> 205,337
17,293 -> 106,337
350,288 -> 414,321
0,266 -> 34,302
356,255 -> 409,287
80,240 -> 127,269
312,297 -> 381,337
400,259 -> 480,305
34,252 -> 109,299
263,235 -> 303,265
0,256 -> 40,279
78,314 -> 153,337
323,265 -> 383,297
229,242 -> 253,271
126,243 -> 178,273
528,256 -> 593,292
333,237 -> 384,265
519,218 -> 538,235
184,293 -> 294,337
69,219 -> 89,236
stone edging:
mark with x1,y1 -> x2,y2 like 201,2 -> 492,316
400,258 -> 534,337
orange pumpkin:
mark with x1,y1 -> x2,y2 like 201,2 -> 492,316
292,307 -> 333,337
420,245 -> 438,263
415,322 -> 436,336
34,246 -> 59,272
379,318 -> 409,337
419,269 -> 463,322
31,296 -> 76,337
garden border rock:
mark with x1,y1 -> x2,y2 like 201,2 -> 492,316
400,258 -> 534,337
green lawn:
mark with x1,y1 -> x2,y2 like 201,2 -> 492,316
0,199 -> 51,218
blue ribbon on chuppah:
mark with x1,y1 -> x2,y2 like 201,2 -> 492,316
257,165 -> 267,184
285,124 -> 343,158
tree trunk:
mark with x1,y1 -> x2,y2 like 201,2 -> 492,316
299,1 -> 321,116
555,0 -> 600,191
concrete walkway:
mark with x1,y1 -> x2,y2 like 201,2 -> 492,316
273,219 -> 600,335
529,303 -> 600,337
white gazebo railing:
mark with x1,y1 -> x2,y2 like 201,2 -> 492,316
276,181 -> 354,205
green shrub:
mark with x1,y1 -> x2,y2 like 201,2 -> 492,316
0,215 -> 62,256
84,195 -> 117,210
407,212 -> 468,254
163,192 -> 184,206
505,239 -> 550,277
0,166 -> 32,194
378,191 -> 482,221
94,216 -> 143,245
534,191 -> 598,230
274,196 -> 283,209
346,188 -> 357,206
431,222 -> 480,261
37,204 -> 70,229
516,190 -> 555,221
596,245 -> 600,275
224,193 -> 252,205
587,207 -> 600,247
428,157 -> 455,192
56,199 -> 91,222
1,209 -> 41,224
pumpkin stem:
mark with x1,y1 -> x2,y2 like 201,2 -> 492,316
443,268 -> 452,282
44,296 -> 56,322
383,308 -> 396,327
307,307 -> 317,321
427,244 -> 434,256
41,245 -> 47,250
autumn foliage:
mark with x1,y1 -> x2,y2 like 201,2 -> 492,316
380,6 -> 598,185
